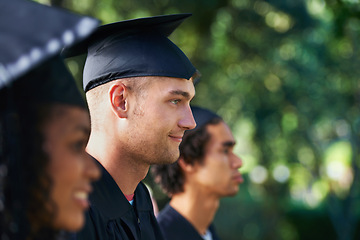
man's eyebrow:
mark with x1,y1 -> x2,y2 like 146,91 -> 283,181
169,90 -> 192,100
222,141 -> 236,148
72,125 -> 91,136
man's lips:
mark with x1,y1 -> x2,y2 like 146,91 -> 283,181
233,173 -> 244,184
169,135 -> 183,142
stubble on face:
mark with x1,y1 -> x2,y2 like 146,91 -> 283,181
127,100 -> 181,166
122,77 -> 192,166
125,77 -> 194,165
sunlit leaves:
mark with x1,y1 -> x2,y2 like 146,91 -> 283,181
323,141 -> 353,197
272,164 -> 291,183
264,73 -> 282,92
265,10 -> 293,33
306,0 -> 327,17
297,147 -> 316,169
282,112 -> 299,133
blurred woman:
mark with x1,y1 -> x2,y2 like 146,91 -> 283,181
0,0 -> 101,238
0,56 -> 100,239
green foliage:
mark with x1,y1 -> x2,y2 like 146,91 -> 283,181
35,0 -> 360,239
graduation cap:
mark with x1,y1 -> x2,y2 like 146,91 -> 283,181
191,106 -> 222,131
63,13 -> 198,92
0,0 -> 99,91
6,55 -> 87,108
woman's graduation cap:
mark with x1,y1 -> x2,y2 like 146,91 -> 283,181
0,0 -> 99,97
63,13 -> 198,92
0,0 -> 99,107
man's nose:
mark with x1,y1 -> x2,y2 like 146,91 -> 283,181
232,154 -> 243,169
179,106 -> 196,130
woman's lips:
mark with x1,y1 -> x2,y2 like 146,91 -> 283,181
74,188 -> 91,209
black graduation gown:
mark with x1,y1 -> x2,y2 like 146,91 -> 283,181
157,204 -> 221,240
71,159 -> 164,240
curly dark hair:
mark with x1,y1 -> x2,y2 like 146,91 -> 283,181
152,117 -> 222,196
0,87 -> 60,239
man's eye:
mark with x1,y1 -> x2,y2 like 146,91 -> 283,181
72,140 -> 86,152
170,99 -> 180,105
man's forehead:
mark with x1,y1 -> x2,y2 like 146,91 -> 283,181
207,121 -> 235,144
145,76 -> 195,91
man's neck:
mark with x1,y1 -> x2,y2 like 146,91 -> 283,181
170,188 -> 220,236
87,132 -> 150,195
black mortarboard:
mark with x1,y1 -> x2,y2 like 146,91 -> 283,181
63,13 -> 197,92
0,0 -> 99,90
191,106 -> 222,131
9,55 -> 86,108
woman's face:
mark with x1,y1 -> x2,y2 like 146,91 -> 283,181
43,105 -> 100,231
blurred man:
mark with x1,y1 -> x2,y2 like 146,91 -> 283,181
64,14 -> 198,240
152,106 -> 243,240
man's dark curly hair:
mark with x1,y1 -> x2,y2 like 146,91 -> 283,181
152,117 -> 222,196
0,87 -> 60,239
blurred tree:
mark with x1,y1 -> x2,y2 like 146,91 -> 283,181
34,0 -> 360,239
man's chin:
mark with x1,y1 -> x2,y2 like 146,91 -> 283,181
151,151 -> 179,165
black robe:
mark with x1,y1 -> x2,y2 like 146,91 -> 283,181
157,204 -> 220,240
70,159 -> 164,240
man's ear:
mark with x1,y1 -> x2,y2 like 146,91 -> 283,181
109,83 -> 128,118
178,157 -> 197,173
